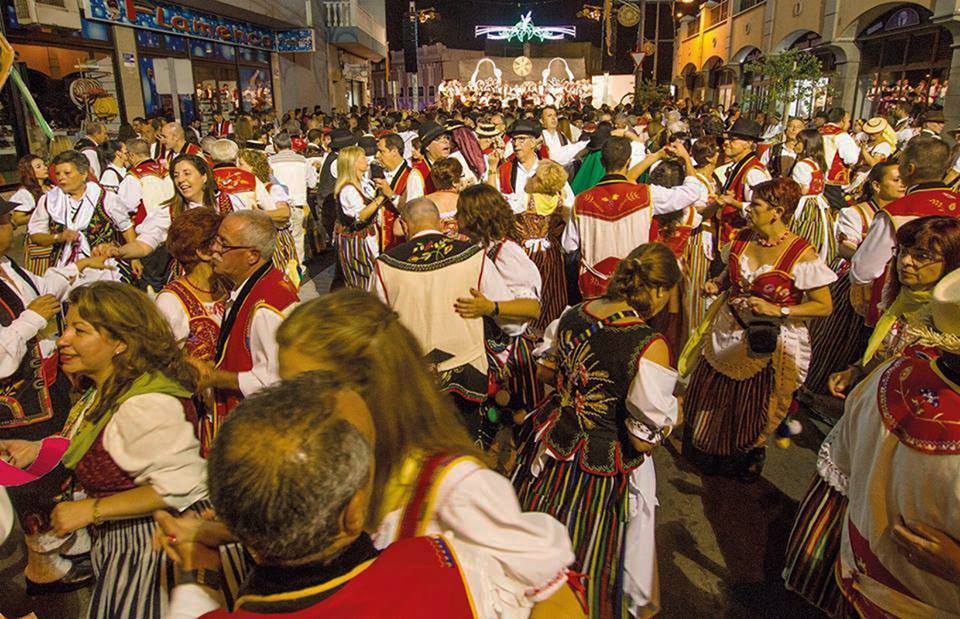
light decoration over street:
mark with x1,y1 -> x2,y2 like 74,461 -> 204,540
475,12 -> 576,43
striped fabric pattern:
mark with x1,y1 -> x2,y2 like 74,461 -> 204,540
783,475 -> 847,616
682,232 -> 712,342
515,453 -> 632,619
334,224 -> 376,290
24,238 -> 53,276
803,270 -> 867,397
791,198 -> 838,265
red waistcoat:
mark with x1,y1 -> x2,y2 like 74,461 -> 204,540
128,159 -> 169,225
381,164 -> 411,251
412,159 -> 436,195
819,124 -> 851,185
728,230 -> 812,306
798,158 -> 825,195
718,154 -> 766,244
212,265 -> 298,441
213,166 -> 258,196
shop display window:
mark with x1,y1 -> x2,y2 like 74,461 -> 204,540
239,66 -> 273,113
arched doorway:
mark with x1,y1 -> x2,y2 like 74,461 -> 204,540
852,4 -> 952,118
700,56 -> 724,104
680,63 -> 697,101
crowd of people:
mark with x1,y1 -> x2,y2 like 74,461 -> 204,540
0,93 -> 959,619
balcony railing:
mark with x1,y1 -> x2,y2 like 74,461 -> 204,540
324,0 -> 387,45
704,0 -> 729,28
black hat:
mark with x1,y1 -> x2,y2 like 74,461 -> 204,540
418,121 -> 449,148
0,198 -> 17,220
506,118 -> 543,138
585,123 -> 614,152
725,118 -> 763,142
358,135 -> 377,157
329,128 -> 357,150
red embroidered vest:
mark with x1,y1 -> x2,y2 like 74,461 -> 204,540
201,536 -> 474,618
728,230 -> 812,306
877,356 -> 960,455
883,185 -> 960,230
212,265 -> 298,442
412,159 -> 436,195
162,280 -> 221,362
819,124 -> 851,185
213,166 -> 257,196
128,159 -> 169,225
718,154 -> 766,244
381,164 -> 411,251
799,159 -> 825,195
657,208 -> 697,258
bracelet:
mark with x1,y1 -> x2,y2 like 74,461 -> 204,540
92,498 -> 103,526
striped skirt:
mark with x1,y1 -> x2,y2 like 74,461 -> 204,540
791,197 -> 838,265
514,452 -> 632,619
334,223 -> 377,290
24,238 -> 53,276
272,226 -> 301,287
684,359 -> 776,456
682,232 -> 712,342
783,475 -> 847,616
87,502 -> 249,618
802,271 -> 867,400
526,244 -> 566,334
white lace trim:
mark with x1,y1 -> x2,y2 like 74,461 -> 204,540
816,433 -> 849,495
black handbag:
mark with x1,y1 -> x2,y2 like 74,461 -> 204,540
732,308 -> 782,356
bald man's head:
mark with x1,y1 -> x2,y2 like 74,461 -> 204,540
160,122 -> 186,150
401,198 -> 442,237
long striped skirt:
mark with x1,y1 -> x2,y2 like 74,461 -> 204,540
514,452 -> 632,619
802,271 -> 868,403
334,223 -> 377,290
24,237 -> 53,276
783,475 -> 848,616
526,244 -> 566,334
684,359 -> 776,456
486,327 -> 545,413
272,225 -> 301,288
791,196 -> 838,265
88,502 -> 249,618
682,232 -> 712,342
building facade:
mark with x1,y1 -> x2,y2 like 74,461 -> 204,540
674,0 -> 960,125
0,0 -> 384,184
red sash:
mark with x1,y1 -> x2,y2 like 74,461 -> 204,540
213,166 -> 257,195
729,230 -> 811,306
212,265 -> 298,445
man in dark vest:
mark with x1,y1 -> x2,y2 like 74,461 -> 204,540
0,198 -> 114,594
316,128 -> 358,247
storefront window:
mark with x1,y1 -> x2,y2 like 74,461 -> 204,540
190,41 -> 236,63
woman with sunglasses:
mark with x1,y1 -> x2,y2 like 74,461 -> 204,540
785,215 -> 960,616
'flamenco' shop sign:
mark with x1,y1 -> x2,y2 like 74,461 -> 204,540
83,0 -> 315,52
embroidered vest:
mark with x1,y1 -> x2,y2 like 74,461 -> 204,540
202,537 -> 474,618
0,264 -> 63,432
883,185 -> 960,230
728,230 -> 812,306
574,177 -> 653,297
658,207 -> 697,258
540,303 -> 657,474
878,357 -> 960,455
73,430 -> 137,498
381,164 -> 411,251
213,166 -> 259,210
213,264 -> 298,440
718,154 -> 766,243
162,280 -> 221,362
799,159 -> 825,195
819,124 -> 851,185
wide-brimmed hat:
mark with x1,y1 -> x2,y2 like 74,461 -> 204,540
476,123 -> 502,138
506,118 -> 543,138
357,135 -> 378,157
418,121 -> 449,147
862,117 -> 891,135
444,120 -> 466,133
921,109 -> 946,124
932,267 -> 960,339
0,198 -> 19,220
329,128 -> 357,150
585,124 -> 614,152
725,118 -> 763,142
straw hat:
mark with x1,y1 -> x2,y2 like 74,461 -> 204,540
862,117 -> 891,135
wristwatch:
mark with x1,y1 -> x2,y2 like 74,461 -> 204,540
177,568 -> 222,591
780,306 -> 792,318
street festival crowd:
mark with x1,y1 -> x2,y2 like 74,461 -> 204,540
0,94 -> 960,619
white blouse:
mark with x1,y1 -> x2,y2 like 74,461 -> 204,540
490,240 -> 542,338
375,458 -> 575,615
101,393 -> 208,512
835,205 -> 874,248
9,187 -> 36,213
791,160 -> 821,195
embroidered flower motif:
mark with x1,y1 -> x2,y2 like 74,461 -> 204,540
558,341 -> 615,431
409,237 -> 454,263
918,388 -> 940,408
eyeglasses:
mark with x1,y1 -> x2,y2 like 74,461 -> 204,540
212,236 -> 257,254
897,246 -> 942,266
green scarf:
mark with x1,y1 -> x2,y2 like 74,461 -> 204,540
862,287 -> 933,366
62,372 -> 192,469
571,151 -> 606,196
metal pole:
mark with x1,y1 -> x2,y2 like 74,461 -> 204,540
633,0 -> 646,107
652,0 -> 660,83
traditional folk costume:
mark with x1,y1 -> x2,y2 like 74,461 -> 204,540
0,257 -> 88,590
565,173 -> 700,298
514,192 -> 567,333
27,182 -> 135,282
371,232 -> 514,442
653,206 -> 701,358
74,136 -> 101,179
98,163 -> 126,194
210,263 -> 298,451
380,160 -> 411,251
823,355 -> 960,616
850,183 -> 960,326
61,372 -> 208,619
10,187 -> 54,275
514,302 -> 680,618
263,181 -> 300,286
335,183 -> 379,290
374,452 -> 574,617
818,123 -> 859,210
683,232 -> 836,470
682,172 -> 718,343
715,152 -> 769,248
799,200 -> 879,416
120,159 -> 176,290
791,158 -> 838,264
482,239 -> 543,412
411,156 -> 439,198
211,119 -> 232,138
162,142 -> 204,168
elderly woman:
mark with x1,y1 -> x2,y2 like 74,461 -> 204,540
681,178 -> 836,481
